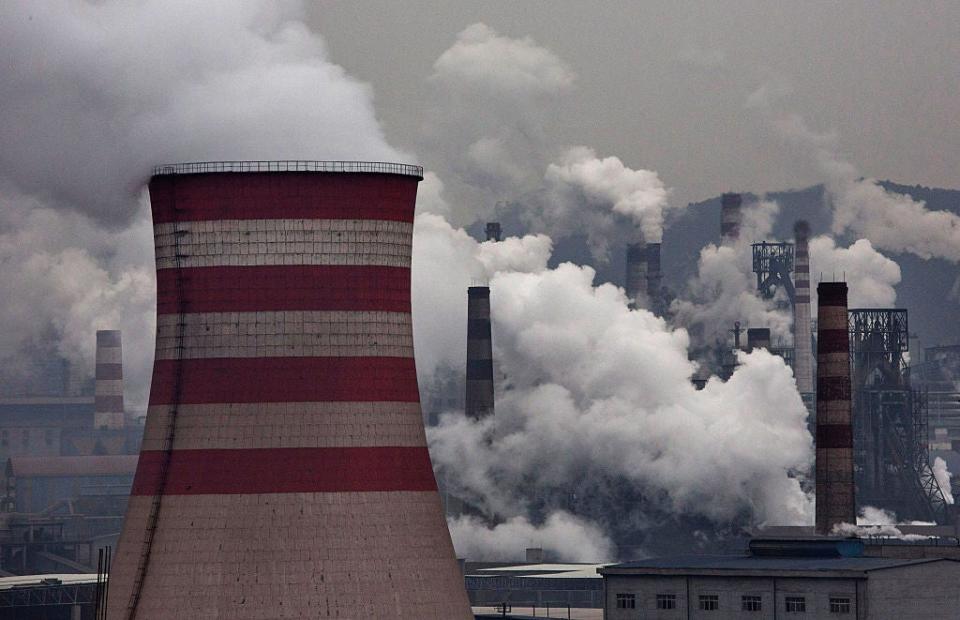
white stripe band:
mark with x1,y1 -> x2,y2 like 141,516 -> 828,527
154,219 -> 413,269
141,402 -> 426,450
155,311 -> 414,359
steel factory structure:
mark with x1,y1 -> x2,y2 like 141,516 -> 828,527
849,308 -> 948,522
106,161 -> 471,618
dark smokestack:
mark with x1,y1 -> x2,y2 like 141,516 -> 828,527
793,221 -> 814,396
485,222 -> 502,242
625,241 -> 648,308
94,330 -> 124,430
721,193 -> 743,245
645,242 -> 662,313
815,282 -> 855,535
746,328 -> 771,353
466,286 -> 495,419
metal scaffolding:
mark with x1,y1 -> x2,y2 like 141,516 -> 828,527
752,242 -> 796,303
848,309 -> 948,523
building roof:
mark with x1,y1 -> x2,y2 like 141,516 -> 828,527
602,554 -> 953,578
0,574 -> 98,591
8,455 -> 138,478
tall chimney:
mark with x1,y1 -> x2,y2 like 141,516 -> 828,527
625,241 -> 648,309
645,242 -> 663,313
793,221 -> 815,397
108,162 -> 472,619
815,282 -> 855,535
485,221 -> 502,242
720,193 -> 743,245
94,330 -> 124,430
466,286 -> 495,419
746,328 -> 771,353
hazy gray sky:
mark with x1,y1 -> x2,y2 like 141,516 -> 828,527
310,1 -> 959,207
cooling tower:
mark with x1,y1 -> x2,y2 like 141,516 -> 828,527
793,221 -> 815,397
466,286 -> 495,419
815,281 -> 855,535
746,328 -> 771,353
107,161 -> 472,619
94,330 -> 124,430
720,193 -> 742,245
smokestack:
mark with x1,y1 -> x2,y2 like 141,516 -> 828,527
625,241 -> 648,308
721,193 -> 743,245
793,221 -> 815,397
485,221 -> 502,241
108,161 -> 472,619
94,330 -> 124,430
466,286 -> 495,419
645,242 -> 663,313
746,328 -> 771,353
815,281 -> 855,535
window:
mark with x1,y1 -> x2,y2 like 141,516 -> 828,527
830,597 -> 851,614
615,593 -> 636,609
656,593 -> 677,610
742,595 -> 762,611
785,596 -> 806,612
699,594 -> 719,611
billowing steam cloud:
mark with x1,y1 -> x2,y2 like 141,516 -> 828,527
544,147 -> 674,252
448,513 -> 614,563
808,237 -> 901,308
673,200 -> 793,346
418,219 -> 814,559
0,0 -> 404,407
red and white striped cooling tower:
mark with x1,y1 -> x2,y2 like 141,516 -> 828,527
107,162 -> 472,619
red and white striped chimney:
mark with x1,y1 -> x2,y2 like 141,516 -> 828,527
107,162 -> 471,619
94,330 -> 124,430
793,221 -> 814,397
815,281 -> 855,535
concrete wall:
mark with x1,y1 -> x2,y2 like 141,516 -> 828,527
864,561 -> 960,619
604,574 -> 861,619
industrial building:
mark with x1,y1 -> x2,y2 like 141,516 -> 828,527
600,538 -> 960,619
106,161 -> 472,619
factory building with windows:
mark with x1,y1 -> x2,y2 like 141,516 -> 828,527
600,539 -> 960,619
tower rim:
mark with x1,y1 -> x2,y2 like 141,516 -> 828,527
152,160 -> 424,179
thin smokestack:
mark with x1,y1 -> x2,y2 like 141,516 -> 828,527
94,330 -> 124,430
645,242 -> 662,313
746,328 -> 771,353
815,282 -> 855,535
625,241 -> 648,308
793,221 -> 814,396
466,286 -> 495,419
720,193 -> 742,245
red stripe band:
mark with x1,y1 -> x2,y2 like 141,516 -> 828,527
148,357 -> 419,405
156,265 -> 411,314
130,446 -> 437,495
149,173 -> 418,224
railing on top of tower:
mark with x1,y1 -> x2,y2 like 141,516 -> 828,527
152,160 -> 424,178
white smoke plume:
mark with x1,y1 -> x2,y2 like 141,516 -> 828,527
748,86 -> 960,263
447,513 -> 614,563
672,199 -> 793,346
543,147 -> 675,254
833,506 -> 937,540
0,0 -> 405,406
423,238 -> 814,558
423,23 -> 575,227
933,457 -> 955,505
808,237 -> 901,308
